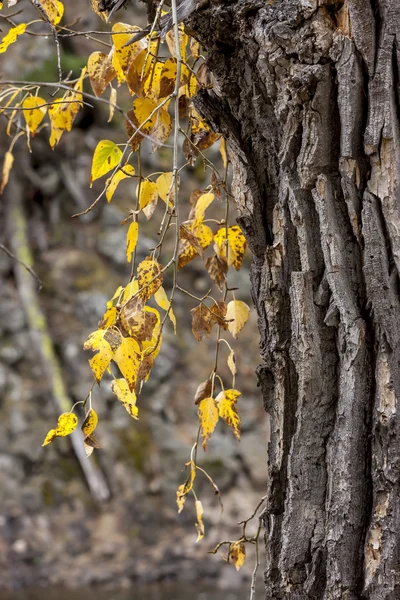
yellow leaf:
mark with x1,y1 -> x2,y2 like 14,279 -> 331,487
205,254 -> 228,292
121,305 -> 160,342
82,409 -> 98,437
216,389 -> 241,440
178,222 -> 213,269
156,172 -> 175,206
230,541 -> 246,571
0,151 -> 14,194
195,500 -> 205,542
122,280 -> 139,304
220,138 -> 227,168
176,484 -> 188,513
166,25 -> 188,61
48,99 -> 68,148
83,329 -> 116,384
112,23 -> 145,79
91,140 -> 122,185
126,221 -> 138,263
151,108 -> 172,150
226,300 -> 250,339
108,86 -> 117,122
191,304 -> 217,342
154,286 -> 176,333
87,51 -> 117,97
36,0 -> 64,25
198,396 -> 219,450
137,258 -> 164,301
113,336 -> 141,392
190,37 -> 200,60
105,164 -> 135,202
22,96 -> 47,137
126,97 -> 158,151
176,460 -> 196,513
227,350 -> 237,378
42,412 -> 78,446
214,225 -> 247,270
111,378 -> 138,419
193,192 -> 214,224
137,179 -> 158,219
0,24 -> 27,54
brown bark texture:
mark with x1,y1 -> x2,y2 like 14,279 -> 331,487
189,1 -> 400,598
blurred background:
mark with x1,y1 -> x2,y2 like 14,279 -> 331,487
0,1 -> 268,598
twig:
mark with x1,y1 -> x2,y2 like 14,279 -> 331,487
0,243 -> 43,290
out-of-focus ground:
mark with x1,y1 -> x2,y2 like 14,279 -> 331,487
0,0 -> 268,594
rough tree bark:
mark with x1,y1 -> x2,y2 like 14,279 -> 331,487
189,1 -> 400,598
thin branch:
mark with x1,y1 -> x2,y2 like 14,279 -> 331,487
0,243 -> 43,290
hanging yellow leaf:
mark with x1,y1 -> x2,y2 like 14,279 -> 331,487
105,164 -> 135,202
214,225 -> 247,270
111,23 -> 145,78
91,140 -> 122,185
126,221 -> 138,263
154,286 -> 177,333
151,108 -> 172,150
178,222 -> 213,269
108,86 -> 117,122
198,396 -> 219,450
47,70 -> 86,148
220,138 -> 227,168
137,257 -> 164,301
191,303 -> 225,341
137,179 -> 158,219
216,389 -> 241,440
0,151 -> 14,194
82,409 -> 98,437
121,306 -> 160,342
87,51 -> 117,97
121,280 -> 139,304
166,25 -> 188,60
226,300 -> 250,339
48,99 -> 68,148
230,541 -> 246,571
126,97 -> 158,151
190,37 -> 200,60
227,350 -> 237,378
195,500 -> 205,542
111,378 -> 139,419
156,172 -> 176,206
83,329 -> 117,384
176,484 -> 188,513
113,336 -> 141,392
22,96 -> 47,137
193,192 -> 214,224
98,286 -> 123,329
42,412 -> 78,446
0,23 -> 27,54
176,460 -> 196,513
36,0 -> 64,25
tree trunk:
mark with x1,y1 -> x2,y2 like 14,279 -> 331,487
190,1 -> 400,598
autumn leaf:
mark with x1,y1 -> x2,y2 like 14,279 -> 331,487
156,172 -> 176,206
178,222 -> 213,269
193,192 -> 214,224
216,389 -> 241,441
42,412 -> 78,446
205,254 -> 228,292
214,225 -> 247,270
111,378 -> 139,419
121,306 -> 160,342
113,336 -> 141,392
230,541 -> 246,571
83,329 -> 116,384
191,304 -> 220,342
82,409 -> 98,437
0,151 -> 14,194
126,221 -> 138,263
111,22 -> 145,82
106,164 -> 135,202
0,24 -> 27,54
220,138 -> 228,168
36,0 -> 64,25
87,51 -> 117,97
136,179 -> 158,219
176,460 -> 196,513
137,257 -> 164,301
91,140 -> 122,185
22,96 -> 47,137
194,379 -> 212,405
226,300 -> 250,339
198,396 -> 219,450
227,350 -> 237,379
154,286 -> 177,333
195,500 -> 205,542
